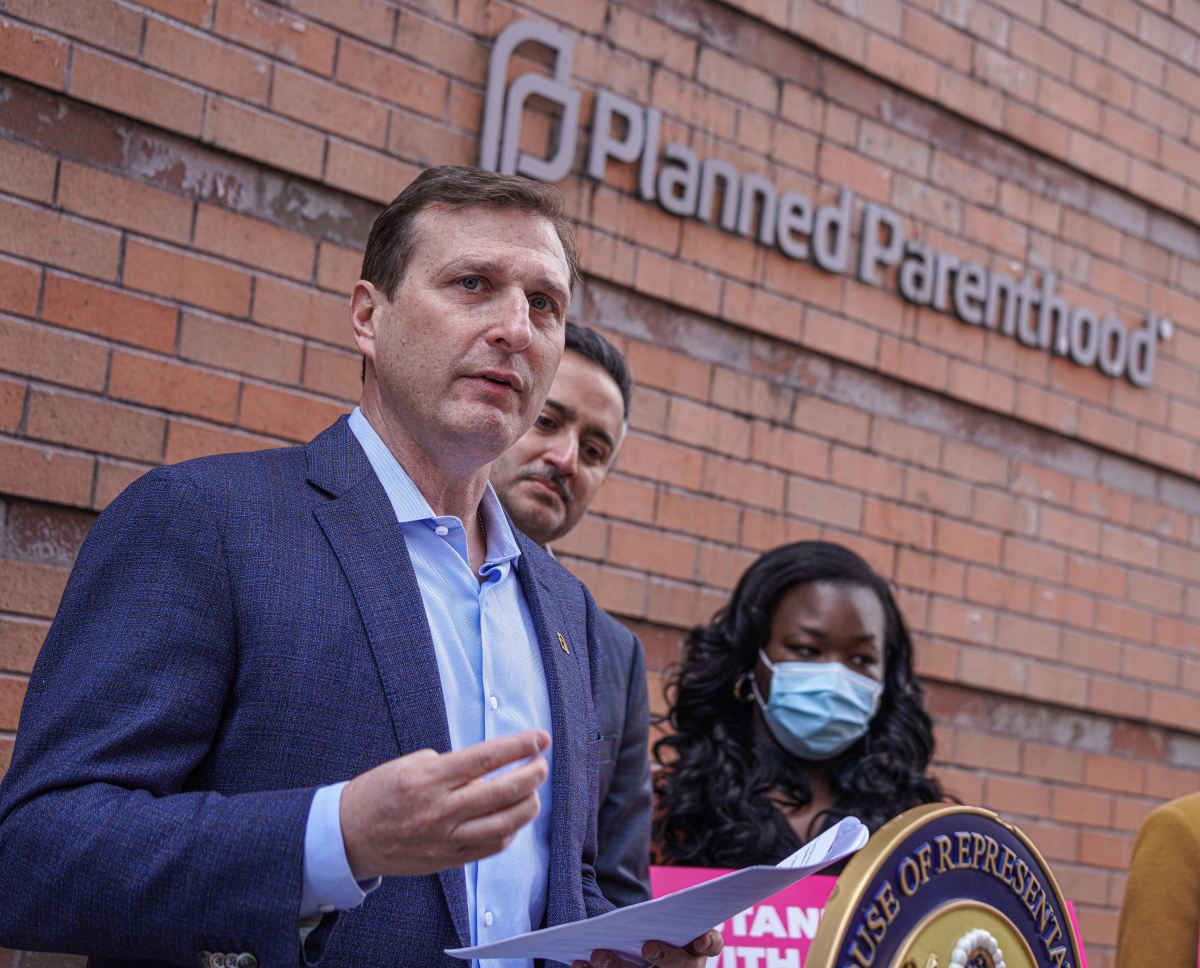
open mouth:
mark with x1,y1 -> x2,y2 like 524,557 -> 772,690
471,370 -> 522,392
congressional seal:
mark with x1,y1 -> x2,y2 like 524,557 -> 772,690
806,804 -> 1084,968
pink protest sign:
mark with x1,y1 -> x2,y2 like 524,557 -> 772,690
651,867 -> 838,967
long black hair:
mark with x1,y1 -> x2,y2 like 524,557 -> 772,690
653,541 -> 945,868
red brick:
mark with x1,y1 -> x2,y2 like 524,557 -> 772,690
954,728 -> 1021,773
588,476 -> 657,527
788,0 -> 866,64
0,616 -> 47,675
624,342 -> 710,402
1056,786 -> 1108,825
929,597 -> 995,646
179,312 -> 303,384
138,0 -> 212,27
1021,741 -> 1086,784
123,240 -> 251,317
0,377 -> 24,432
57,162 -> 193,245
668,397 -> 750,458
739,508 -> 820,552
26,388 -> 165,463
903,9 -> 971,71
1120,642 -> 1176,685
336,39 -> 448,119
164,419 -> 275,464
711,369 -> 792,423
213,0 -> 336,74
862,498 -> 934,549
0,674 -> 24,731
1003,536 -> 1066,583
896,548 -> 965,598
1026,660 -> 1089,707
395,13 -> 488,85
0,558 -> 69,619
252,277 -> 354,349
609,523 -> 697,582
634,250 -> 722,320
958,647 -> 1026,695
830,448 -> 904,499
782,474 -> 860,530
194,205 -> 315,283
995,612 -> 1061,661
749,424 -> 829,475
238,383 -> 346,442
301,344 -> 360,402
0,316 -> 107,392
324,139 -> 421,206
0,198 -> 120,282
5,0 -> 142,55
549,514 -> 608,563
697,544 -> 758,590
108,350 -> 240,424
0,437 -> 94,507
697,45 -> 778,112
903,467 -> 972,518
271,66 -> 390,147
201,99 -> 325,181
0,256 -> 41,317
609,7 -> 697,76
986,775 -> 1052,818
143,16 -> 271,104
0,18 -> 68,90
0,138 -> 55,204
655,489 -> 739,544
876,336 -> 948,392
701,454 -> 785,509
934,518 -> 1003,567
646,577 -> 726,629
618,434 -> 702,491
763,251 -> 845,312
1078,831 -> 1134,878
69,49 -> 203,138
93,458 -> 151,510
941,440 -> 1008,487
42,273 -> 178,354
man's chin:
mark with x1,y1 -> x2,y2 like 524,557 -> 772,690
507,500 -> 565,546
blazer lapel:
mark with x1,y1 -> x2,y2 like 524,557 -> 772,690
306,419 -> 471,947
513,537 -> 594,930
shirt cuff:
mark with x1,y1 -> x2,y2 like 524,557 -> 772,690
300,781 -> 382,919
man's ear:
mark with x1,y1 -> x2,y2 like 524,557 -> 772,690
351,281 -> 382,361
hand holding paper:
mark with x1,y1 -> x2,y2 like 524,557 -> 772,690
446,815 -> 869,966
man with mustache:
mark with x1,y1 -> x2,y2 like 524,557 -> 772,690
0,167 -> 719,968
491,324 -> 651,909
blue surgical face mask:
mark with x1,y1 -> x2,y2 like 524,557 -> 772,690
752,651 -> 884,760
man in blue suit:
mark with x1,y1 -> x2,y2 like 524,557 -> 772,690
0,167 -> 719,968
492,323 -> 651,909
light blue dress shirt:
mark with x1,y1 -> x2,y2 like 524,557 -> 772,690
299,408 -> 554,967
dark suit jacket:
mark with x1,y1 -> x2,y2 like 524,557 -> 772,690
592,610 -> 651,907
0,418 -> 612,967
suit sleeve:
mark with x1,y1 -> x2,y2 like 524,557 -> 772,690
580,591 -> 617,922
0,468 -> 316,967
1116,797 -> 1200,968
594,627 -> 652,907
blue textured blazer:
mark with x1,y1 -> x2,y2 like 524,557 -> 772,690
0,417 -> 612,967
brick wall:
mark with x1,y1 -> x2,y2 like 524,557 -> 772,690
0,1 -> 1197,965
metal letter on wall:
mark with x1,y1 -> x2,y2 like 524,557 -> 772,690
479,20 -> 580,183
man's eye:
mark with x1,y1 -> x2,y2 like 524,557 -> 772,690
530,294 -> 553,312
459,276 -> 482,291
535,414 -> 556,430
582,445 -> 607,464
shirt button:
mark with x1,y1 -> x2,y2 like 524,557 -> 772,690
484,911 -> 494,927
489,695 -> 498,711
435,525 -> 449,536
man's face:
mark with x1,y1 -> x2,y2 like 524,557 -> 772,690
354,204 -> 572,464
492,350 -> 626,545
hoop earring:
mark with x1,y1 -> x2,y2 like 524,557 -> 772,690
734,671 -> 755,703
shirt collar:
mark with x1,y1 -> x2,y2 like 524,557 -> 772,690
347,407 -> 520,567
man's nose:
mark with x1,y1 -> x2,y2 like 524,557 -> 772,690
486,288 -> 534,352
544,433 -> 579,476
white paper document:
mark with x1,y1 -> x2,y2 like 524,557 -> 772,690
446,815 -> 868,965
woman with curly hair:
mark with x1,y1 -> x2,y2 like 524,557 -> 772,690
653,540 -> 945,868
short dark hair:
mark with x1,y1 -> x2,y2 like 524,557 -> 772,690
564,322 -> 633,419
359,165 -> 580,298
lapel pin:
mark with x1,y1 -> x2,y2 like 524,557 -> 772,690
557,632 -> 570,654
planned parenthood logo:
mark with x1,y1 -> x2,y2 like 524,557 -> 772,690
480,20 -> 1173,389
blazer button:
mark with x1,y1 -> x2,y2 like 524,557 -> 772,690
236,954 -> 258,968
198,952 -> 211,968
207,954 -> 225,968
